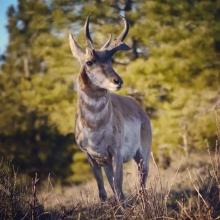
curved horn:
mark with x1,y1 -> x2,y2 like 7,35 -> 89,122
117,17 -> 129,42
100,34 -> 112,50
84,16 -> 93,47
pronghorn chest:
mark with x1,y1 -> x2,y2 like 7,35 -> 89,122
75,118 -> 116,164
75,90 -> 119,164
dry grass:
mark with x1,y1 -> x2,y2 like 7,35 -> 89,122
41,149 -> 219,220
1,148 -> 219,220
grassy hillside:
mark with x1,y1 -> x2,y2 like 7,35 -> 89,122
0,149 -> 219,220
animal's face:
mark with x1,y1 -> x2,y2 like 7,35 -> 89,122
69,16 -> 130,91
83,49 -> 123,91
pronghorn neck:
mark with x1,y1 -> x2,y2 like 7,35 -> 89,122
77,68 -> 111,129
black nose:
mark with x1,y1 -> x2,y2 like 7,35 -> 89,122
113,78 -> 123,86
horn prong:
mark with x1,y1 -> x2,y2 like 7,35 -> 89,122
100,34 -> 112,50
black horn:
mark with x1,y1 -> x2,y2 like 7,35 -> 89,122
108,17 -> 130,55
117,17 -> 129,42
84,16 -> 93,47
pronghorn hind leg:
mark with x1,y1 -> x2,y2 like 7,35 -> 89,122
134,120 -> 151,189
87,155 -> 107,201
134,149 -> 149,189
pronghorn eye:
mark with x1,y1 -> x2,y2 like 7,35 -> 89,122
86,61 -> 93,66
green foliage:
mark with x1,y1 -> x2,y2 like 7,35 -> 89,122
123,0 -> 220,155
0,0 -> 219,183
69,152 -> 92,184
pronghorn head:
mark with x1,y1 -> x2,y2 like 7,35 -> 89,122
69,16 -> 130,91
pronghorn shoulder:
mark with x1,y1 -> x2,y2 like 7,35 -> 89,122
110,93 -> 144,119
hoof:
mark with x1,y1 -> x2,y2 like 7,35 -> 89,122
99,192 -> 107,202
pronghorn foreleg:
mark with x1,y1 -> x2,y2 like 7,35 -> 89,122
112,153 -> 124,201
104,164 -> 114,192
87,155 -> 107,201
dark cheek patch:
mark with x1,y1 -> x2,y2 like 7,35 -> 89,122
80,68 -> 90,85
100,64 -> 108,77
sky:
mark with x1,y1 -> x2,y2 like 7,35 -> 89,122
0,0 -> 18,54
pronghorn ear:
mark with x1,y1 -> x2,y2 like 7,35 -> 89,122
69,33 -> 84,62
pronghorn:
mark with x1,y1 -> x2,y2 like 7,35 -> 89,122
69,16 -> 152,201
